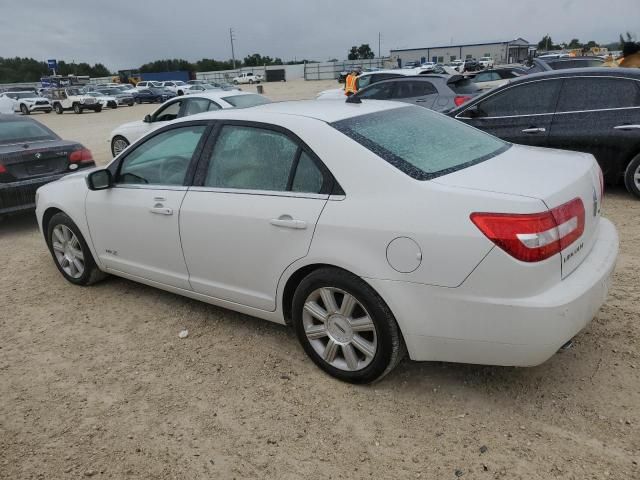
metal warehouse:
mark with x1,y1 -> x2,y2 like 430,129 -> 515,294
390,38 -> 531,66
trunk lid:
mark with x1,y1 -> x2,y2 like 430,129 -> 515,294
434,144 -> 602,278
0,140 -> 82,182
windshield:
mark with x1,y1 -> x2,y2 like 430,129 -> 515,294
549,59 -> 604,70
0,119 -> 58,144
449,78 -> 481,94
331,106 -> 508,180
66,88 -> 81,95
221,94 -> 271,108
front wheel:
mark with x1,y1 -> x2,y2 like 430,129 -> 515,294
111,135 -> 130,157
624,153 -> 640,199
46,212 -> 107,286
73,103 -> 82,114
292,268 -> 405,384
135,98 -> 141,104
20,104 -> 30,115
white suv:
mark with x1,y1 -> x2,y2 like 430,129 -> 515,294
49,88 -> 102,114
0,91 -> 52,114
160,81 -> 192,96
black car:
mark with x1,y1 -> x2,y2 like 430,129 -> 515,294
132,88 -> 175,104
448,68 -> 640,198
463,58 -> 480,72
349,75 -> 482,112
526,56 -> 605,73
0,115 -> 95,216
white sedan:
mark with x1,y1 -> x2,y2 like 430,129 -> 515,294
108,90 -> 271,157
36,100 -> 618,384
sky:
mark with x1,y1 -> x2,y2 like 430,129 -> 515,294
0,0 -> 638,70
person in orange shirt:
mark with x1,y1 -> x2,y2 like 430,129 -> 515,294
344,69 -> 359,96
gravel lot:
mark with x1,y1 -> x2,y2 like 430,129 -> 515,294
1,79 -> 638,479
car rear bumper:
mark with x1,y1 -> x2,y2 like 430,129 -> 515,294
366,218 -> 619,366
0,174 -> 67,214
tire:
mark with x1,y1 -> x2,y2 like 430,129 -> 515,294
54,103 -> 63,114
233,80 -> 239,85
177,90 -> 183,96
291,267 -> 405,384
44,109 -> 52,114
135,98 -> 141,104
111,135 -> 130,157
94,106 -> 102,113
624,153 -> 640,199
46,212 -> 107,286
73,103 -> 82,114
20,104 -> 30,115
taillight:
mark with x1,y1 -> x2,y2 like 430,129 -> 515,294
470,198 -> 585,262
0,163 -> 6,174
454,95 -> 472,107
69,148 -> 93,164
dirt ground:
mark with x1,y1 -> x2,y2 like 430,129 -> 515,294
1,79 -> 639,479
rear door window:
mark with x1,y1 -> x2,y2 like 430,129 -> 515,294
393,81 -> 437,99
473,80 -> 561,117
556,77 -> 640,112
357,82 -> 395,100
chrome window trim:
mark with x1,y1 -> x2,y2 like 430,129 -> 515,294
455,75 -> 640,120
113,184 -> 188,192
186,185 -> 331,200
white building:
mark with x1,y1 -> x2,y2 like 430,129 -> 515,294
390,38 -> 531,67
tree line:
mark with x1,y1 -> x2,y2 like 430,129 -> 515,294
536,32 -> 636,52
0,54 -> 310,84
0,57 -> 111,83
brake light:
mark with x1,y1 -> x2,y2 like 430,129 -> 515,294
0,163 -> 6,174
454,95 -> 472,107
470,198 -> 585,262
69,148 -> 93,164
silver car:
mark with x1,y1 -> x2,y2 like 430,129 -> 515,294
349,75 -> 482,112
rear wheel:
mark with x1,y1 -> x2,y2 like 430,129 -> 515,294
94,106 -> 102,113
46,212 -> 107,286
624,153 -> 640,199
54,103 -> 63,114
111,135 -> 130,157
20,104 -> 29,115
292,268 -> 405,384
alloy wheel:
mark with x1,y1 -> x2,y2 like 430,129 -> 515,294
51,225 -> 85,279
302,287 -> 377,372
634,164 -> 640,191
112,137 -> 129,156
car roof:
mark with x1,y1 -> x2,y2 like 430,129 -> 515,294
510,67 -> 640,84
181,99 -> 407,124
187,90 -> 257,101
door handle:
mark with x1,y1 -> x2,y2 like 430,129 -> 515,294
415,99 -> 427,103
270,215 -> 307,230
521,127 -> 546,133
150,207 -> 173,215
613,124 -> 640,130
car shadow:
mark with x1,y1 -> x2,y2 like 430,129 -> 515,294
0,211 -> 40,235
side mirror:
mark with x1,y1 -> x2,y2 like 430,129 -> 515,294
143,114 -> 152,123
87,169 -> 112,190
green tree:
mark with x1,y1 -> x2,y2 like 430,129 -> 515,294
537,35 -> 560,51
357,44 -> 375,59
347,46 -> 359,60
567,38 -> 582,49
585,40 -> 599,49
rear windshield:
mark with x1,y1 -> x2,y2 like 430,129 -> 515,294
549,59 -> 604,70
331,106 -> 508,180
449,78 -> 481,94
0,120 -> 58,144
221,94 -> 271,108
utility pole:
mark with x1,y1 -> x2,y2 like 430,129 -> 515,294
230,28 -> 237,69
378,32 -> 381,59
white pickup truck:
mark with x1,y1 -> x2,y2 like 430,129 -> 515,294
232,72 -> 263,85
479,56 -> 495,69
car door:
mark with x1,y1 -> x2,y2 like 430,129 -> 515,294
86,123 -> 209,289
455,78 -> 562,146
392,80 -> 438,109
180,122 -> 334,311
548,76 -> 640,182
